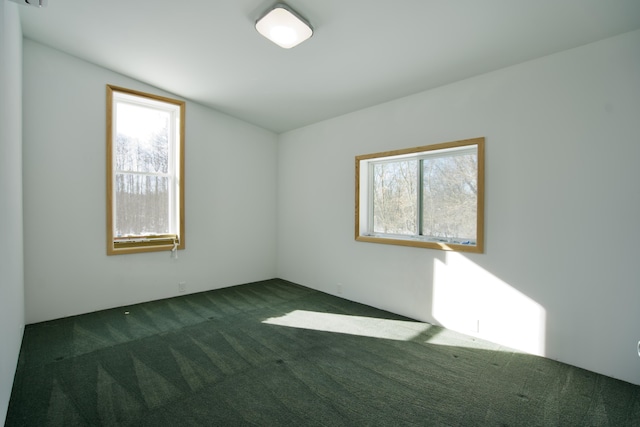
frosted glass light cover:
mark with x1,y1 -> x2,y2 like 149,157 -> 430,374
255,5 -> 313,49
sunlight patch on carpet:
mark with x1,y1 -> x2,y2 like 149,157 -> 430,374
263,310 -> 431,341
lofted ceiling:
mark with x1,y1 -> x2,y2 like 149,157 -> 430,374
15,0 -> 640,133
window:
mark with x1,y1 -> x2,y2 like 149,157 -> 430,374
355,137 -> 484,253
106,85 -> 185,255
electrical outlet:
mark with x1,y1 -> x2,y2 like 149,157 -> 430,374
178,282 -> 187,293
337,283 -> 343,295
637,340 -> 640,357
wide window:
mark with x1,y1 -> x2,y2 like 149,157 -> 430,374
106,85 -> 185,255
356,137 -> 484,253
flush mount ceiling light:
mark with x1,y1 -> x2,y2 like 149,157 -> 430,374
255,3 -> 313,49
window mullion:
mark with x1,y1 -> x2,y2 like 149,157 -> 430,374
417,159 -> 423,237
115,170 -> 171,177
367,162 -> 375,234
168,110 -> 177,236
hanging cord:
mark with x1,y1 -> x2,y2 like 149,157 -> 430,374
171,239 -> 179,259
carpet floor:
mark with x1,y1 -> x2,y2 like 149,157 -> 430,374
6,279 -> 640,426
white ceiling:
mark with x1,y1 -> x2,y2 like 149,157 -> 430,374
16,0 -> 640,133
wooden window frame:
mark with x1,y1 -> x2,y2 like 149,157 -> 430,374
355,137 -> 485,253
106,85 -> 185,255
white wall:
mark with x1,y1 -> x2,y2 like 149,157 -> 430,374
0,1 -> 24,423
278,30 -> 640,385
16,19 -> 640,392
23,40 -> 278,324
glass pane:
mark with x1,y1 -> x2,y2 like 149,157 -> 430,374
422,152 -> 477,243
115,102 -> 170,174
372,160 -> 418,235
114,173 -> 170,237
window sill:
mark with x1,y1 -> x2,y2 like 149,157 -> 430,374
356,234 -> 483,253
108,236 -> 183,255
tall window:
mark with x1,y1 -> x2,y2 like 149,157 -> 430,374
356,137 -> 484,253
106,85 -> 185,255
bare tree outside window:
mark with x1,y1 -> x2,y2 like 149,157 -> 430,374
372,160 -> 418,235
106,85 -> 185,255
422,152 -> 477,242
356,137 -> 484,253
114,106 -> 171,237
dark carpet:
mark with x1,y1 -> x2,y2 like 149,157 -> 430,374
6,279 -> 640,426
